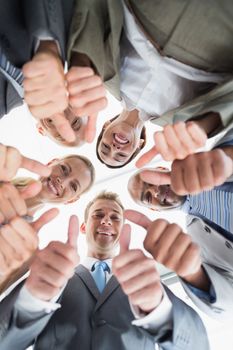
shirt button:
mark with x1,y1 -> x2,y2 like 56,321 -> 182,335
225,241 -> 233,249
204,226 -> 211,233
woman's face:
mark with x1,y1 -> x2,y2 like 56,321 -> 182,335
37,107 -> 87,147
39,156 -> 92,204
97,119 -> 144,167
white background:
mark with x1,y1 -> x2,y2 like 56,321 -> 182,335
0,93 -> 232,349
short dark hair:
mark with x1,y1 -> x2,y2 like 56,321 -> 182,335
96,115 -> 146,168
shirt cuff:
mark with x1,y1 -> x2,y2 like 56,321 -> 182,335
131,290 -> 173,331
15,286 -> 63,315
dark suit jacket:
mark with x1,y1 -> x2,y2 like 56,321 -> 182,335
0,0 -> 74,118
0,265 -> 209,350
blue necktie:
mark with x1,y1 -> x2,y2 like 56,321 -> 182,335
91,261 -> 110,293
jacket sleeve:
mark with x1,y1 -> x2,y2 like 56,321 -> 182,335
22,0 -> 73,62
154,79 -> 233,137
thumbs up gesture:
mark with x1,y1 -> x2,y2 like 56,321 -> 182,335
25,215 -> 80,301
112,224 -> 163,313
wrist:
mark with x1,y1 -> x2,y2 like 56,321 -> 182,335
190,112 -> 221,136
36,40 -> 60,57
183,266 -> 210,292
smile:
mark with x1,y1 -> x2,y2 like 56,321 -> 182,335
96,230 -> 115,236
114,133 -> 129,144
47,177 -> 61,197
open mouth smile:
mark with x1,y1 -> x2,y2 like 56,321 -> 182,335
47,177 -> 61,197
113,133 -> 129,144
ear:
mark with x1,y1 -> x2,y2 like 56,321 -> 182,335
47,158 -> 59,166
65,196 -> 80,205
80,222 -> 86,234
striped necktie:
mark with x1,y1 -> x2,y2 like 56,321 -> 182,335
91,261 -> 110,293
0,47 -> 23,86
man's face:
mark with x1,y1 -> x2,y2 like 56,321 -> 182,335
128,170 -> 185,210
97,117 -> 144,167
39,156 -> 92,204
37,107 -> 87,147
84,199 -> 124,257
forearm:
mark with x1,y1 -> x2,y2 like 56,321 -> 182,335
182,266 -> 211,292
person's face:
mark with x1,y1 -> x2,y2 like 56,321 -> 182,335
97,118 -> 144,167
128,170 -> 185,210
39,157 -> 92,204
37,107 -> 87,147
83,199 -> 124,257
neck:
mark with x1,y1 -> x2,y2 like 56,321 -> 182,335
118,109 -> 144,130
87,250 -> 114,260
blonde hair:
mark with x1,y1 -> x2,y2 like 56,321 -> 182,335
84,191 -> 124,222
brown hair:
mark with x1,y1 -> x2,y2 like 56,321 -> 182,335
84,191 -> 124,222
96,115 -> 147,168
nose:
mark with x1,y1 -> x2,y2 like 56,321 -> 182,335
112,141 -> 121,150
100,215 -> 112,226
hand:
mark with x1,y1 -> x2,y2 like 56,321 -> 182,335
25,215 -> 80,301
0,208 -> 59,279
140,148 -> 233,195
66,67 -> 107,142
136,121 -> 207,167
0,182 -> 41,224
112,224 -> 163,313
124,210 -> 201,278
0,144 -> 51,181
23,47 -> 75,143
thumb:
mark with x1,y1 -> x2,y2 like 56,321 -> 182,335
20,181 -> 42,200
85,114 -> 97,143
67,215 -> 79,249
119,224 -> 131,254
140,169 -> 171,186
32,208 -> 59,232
136,146 -> 159,168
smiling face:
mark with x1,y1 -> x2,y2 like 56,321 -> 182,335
97,116 -> 145,168
83,199 -> 124,258
39,156 -> 93,204
128,170 -> 185,210
37,107 -> 87,147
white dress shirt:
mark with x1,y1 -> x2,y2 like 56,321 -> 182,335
15,257 -> 173,332
120,0 -> 230,119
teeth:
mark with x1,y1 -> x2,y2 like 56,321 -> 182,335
97,231 -> 113,236
114,133 -> 129,144
48,180 -> 59,196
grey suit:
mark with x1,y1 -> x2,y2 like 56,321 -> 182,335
0,0 -> 74,118
0,265 -> 210,350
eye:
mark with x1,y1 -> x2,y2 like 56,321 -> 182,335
111,215 -> 120,221
61,164 -> 69,176
144,192 -> 152,204
117,153 -> 127,158
93,213 -> 104,218
70,182 -> 78,192
102,143 -> 110,150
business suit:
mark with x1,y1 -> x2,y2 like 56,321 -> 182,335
0,264 -> 210,350
0,0 -> 74,118
68,0 -> 233,130
180,215 -> 233,321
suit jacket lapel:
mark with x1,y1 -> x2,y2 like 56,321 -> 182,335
95,275 -> 120,311
75,265 -> 100,300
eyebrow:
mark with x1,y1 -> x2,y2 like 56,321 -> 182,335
93,209 -> 121,214
140,182 -> 148,203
